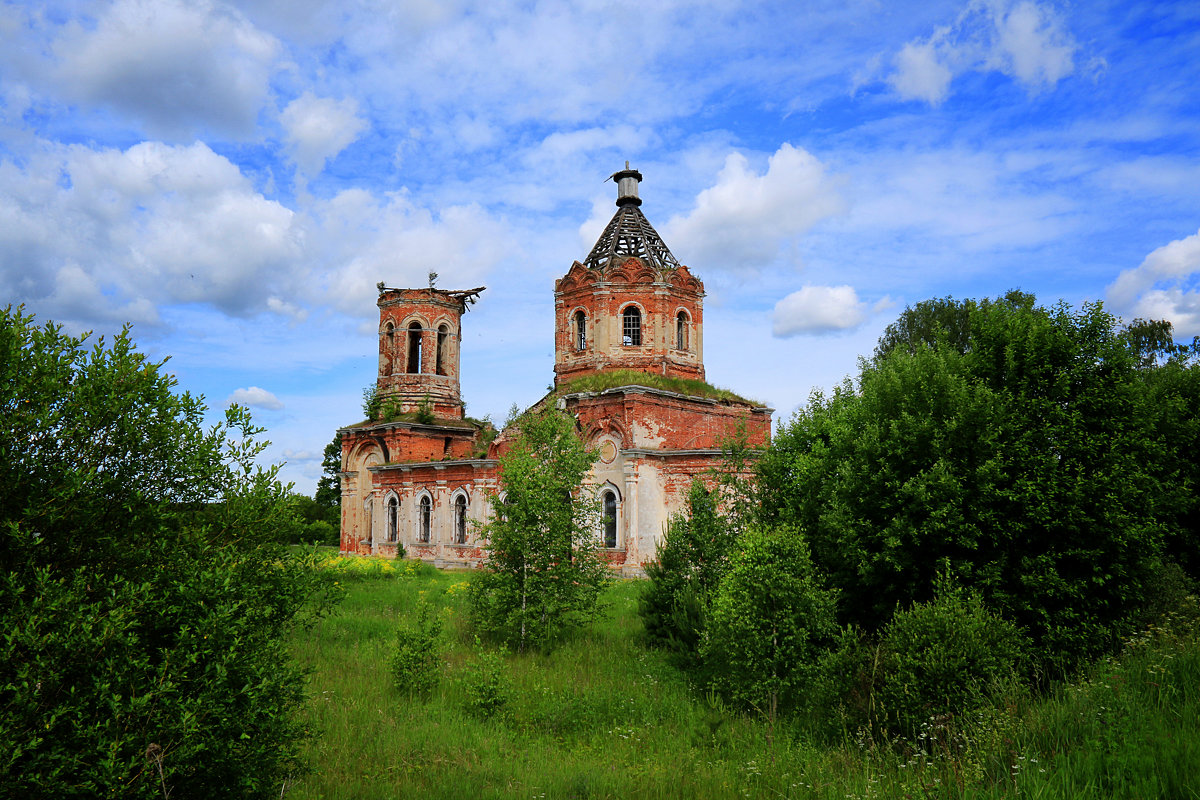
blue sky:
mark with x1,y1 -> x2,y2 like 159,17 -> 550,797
3,0 -> 1198,494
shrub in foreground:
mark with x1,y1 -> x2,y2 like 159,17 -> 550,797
702,526 -> 838,721
0,308 -> 331,798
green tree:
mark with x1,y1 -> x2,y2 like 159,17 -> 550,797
702,526 -> 838,726
759,295 -> 1166,673
314,432 -> 342,515
0,308 -> 332,798
640,480 -> 737,668
872,289 -> 1036,361
1137,332 -> 1200,583
467,407 -> 609,652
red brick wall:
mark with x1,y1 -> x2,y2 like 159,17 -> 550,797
553,258 -> 706,386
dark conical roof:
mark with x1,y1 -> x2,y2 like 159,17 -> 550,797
581,166 -> 681,272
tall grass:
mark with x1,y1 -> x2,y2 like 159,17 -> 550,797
290,561 -> 1200,799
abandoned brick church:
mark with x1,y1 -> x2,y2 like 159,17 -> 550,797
338,168 -> 772,573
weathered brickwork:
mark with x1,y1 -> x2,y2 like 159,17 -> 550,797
338,170 -> 772,573
553,259 -> 705,386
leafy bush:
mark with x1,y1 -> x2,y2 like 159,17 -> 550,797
0,308 -> 332,798
390,602 -> 444,697
640,480 -> 737,667
461,645 -> 512,720
702,526 -> 838,721
875,577 -> 1028,739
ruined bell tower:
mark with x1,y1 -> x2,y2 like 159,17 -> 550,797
375,284 -> 483,419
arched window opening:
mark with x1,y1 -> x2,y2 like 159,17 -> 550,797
418,495 -> 431,543
407,322 -> 423,373
574,310 -> 587,350
454,494 -> 468,544
622,306 -> 641,347
383,322 -> 395,374
436,324 -> 449,375
601,490 -> 617,548
386,496 -> 398,542
676,311 -> 689,351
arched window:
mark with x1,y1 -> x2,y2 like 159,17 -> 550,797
418,495 -> 431,542
676,311 -> 689,351
407,322 -> 423,373
436,324 -> 449,375
574,310 -> 587,350
454,494 -> 468,544
601,489 -> 617,548
622,306 -> 641,347
383,322 -> 395,375
386,496 -> 398,542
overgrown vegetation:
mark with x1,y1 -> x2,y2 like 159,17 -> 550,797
13,289 -> 1200,797
0,307 -> 334,797
640,291 -> 1199,750
468,407 -> 610,652
555,368 -> 761,405
289,564 -> 1200,799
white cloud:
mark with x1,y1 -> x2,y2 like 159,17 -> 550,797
1107,229 -> 1200,338
890,41 -> 955,105
664,144 -> 844,270
51,0 -> 280,138
772,285 -> 870,336
227,386 -> 284,410
888,0 -> 1077,105
316,189 -> 514,317
0,140 -> 302,328
990,1 -> 1076,89
281,92 -> 368,176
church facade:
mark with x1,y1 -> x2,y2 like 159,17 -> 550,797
338,168 -> 771,573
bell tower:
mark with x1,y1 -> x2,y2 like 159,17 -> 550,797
553,166 -> 705,387
375,284 -> 483,419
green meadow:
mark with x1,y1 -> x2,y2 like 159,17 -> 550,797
290,557 -> 1200,800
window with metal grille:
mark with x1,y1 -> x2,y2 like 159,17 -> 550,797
574,310 -> 586,350
676,311 -> 689,350
418,495 -> 431,542
601,490 -> 617,548
387,496 -> 398,542
454,494 -> 468,544
622,306 -> 641,346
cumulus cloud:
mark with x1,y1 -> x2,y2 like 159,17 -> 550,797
317,189 -> 514,317
772,285 -> 878,336
0,140 -> 302,329
1107,229 -> 1200,339
664,143 -> 844,270
50,0 -> 279,139
891,41 -> 955,105
888,0 -> 1076,105
281,92 -> 368,176
227,386 -> 284,410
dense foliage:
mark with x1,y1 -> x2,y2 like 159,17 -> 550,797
467,407 -> 609,652
314,432 -> 343,511
758,295 -> 1181,673
642,291 -> 1199,743
639,480 -> 736,668
701,525 -> 838,721
0,308 -> 332,798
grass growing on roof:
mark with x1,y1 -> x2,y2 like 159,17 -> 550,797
556,369 -> 763,406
